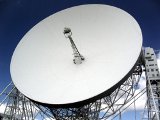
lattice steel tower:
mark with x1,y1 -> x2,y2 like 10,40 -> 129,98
143,47 -> 160,120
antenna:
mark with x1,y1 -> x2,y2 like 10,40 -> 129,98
10,4 -> 142,106
63,27 -> 84,64
7,4 -> 153,120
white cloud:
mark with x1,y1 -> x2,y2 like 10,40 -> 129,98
120,52 -> 160,115
35,115 -> 55,120
157,51 -> 160,68
100,72 -> 147,118
122,72 -> 146,111
157,51 -> 160,58
157,59 -> 160,69
0,103 -> 6,113
124,51 -> 160,112
44,118 -> 55,120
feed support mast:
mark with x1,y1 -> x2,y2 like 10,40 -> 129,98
144,47 -> 160,120
63,27 -> 85,64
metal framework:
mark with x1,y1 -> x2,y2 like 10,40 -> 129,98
36,59 -> 144,120
3,88 -> 38,119
141,47 -> 160,120
63,27 -> 84,64
0,83 -> 53,120
0,59 -> 144,120
1,47 -> 160,120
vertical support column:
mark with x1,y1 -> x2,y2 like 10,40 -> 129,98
3,88 -> 39,120
144,47 -> 160,120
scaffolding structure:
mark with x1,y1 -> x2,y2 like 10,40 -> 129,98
0,47 -> 160,120
0,83 -> 53,120
0,61 -> 144,120
141,47 -> 160,120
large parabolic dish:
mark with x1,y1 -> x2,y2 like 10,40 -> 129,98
10,4 -> 142,107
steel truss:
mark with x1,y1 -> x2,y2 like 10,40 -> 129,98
0,84 -> 54,120
146,79 -> 160,120
0,59 -> 144,120
3,88 -> 39,119
0,58 -> 144,120
141,47 -> 160,120
36,59 -> 144,120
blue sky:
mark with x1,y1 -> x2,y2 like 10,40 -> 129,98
0,0 -> 160,119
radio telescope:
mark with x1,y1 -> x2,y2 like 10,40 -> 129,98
2,4 -> 156,120
10,4 -> 142,106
